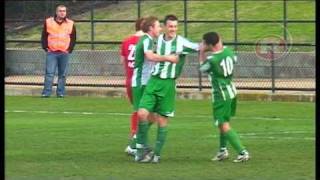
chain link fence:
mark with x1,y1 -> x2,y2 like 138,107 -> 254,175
5,0 -> 315,91
5,44 -> 315,91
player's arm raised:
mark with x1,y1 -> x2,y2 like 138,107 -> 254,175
181,37 -> 200,54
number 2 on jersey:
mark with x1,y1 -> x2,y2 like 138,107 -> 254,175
220,56 -> 234,77
128,44 -> 136,61
127,44 -> 135,68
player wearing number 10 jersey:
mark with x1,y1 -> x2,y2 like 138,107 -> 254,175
120,17 -> 145,156
199,32 -> 250,163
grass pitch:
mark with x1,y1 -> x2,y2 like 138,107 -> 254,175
5,96 -> 315,180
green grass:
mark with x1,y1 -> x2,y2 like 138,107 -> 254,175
5,96 -> 315,180
6,0 -> 315,49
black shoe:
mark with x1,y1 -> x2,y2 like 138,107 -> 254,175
41,94 -> 50,98
57,95 -> 64,98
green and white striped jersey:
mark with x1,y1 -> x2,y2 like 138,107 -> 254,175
199,46 -> 238,101
132,34 -> 156,87
151,34 -> 199,79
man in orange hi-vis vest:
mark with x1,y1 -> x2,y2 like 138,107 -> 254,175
41,4 -> 76,98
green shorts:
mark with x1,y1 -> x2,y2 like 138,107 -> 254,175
132,85 -> 146,111
213,97 -> 237,126
139,76 -> 176,117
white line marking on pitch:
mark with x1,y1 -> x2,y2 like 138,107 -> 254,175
5,110 -> 314,141
240,131 -> 313,135
238,136 -> 315,141
208,133 -> 314,141
5,110 -> 313,121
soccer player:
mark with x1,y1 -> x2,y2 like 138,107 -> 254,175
132,16 -> 179,158
135,14 -> 200,163
198,32 -> 250,162
120,17 -> 145,156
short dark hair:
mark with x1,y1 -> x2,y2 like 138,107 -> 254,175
203,32 -> 220,46
135,17 -> 145,31
141,16 -> 158,33
164,14 -> 178,25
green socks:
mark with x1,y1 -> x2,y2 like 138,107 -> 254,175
136,121 -> 168,157
224,128 -> 245,154
154,126 -> 168,156
136,121 -> 149,157
144,121 -> 153,147
129,135 -> 137,149
219,132 -> 227,151
136,121 -> 148,147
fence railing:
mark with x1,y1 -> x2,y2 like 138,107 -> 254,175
5,0 -> 315,49
5,0 -> 315,92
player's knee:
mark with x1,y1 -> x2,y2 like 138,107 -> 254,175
158,115 -> 168,127
138,108 -> 149,121
147,113 -> 157,123
220,122 -> 230,133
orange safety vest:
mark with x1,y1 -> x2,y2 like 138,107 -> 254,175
46,17 -> 74,53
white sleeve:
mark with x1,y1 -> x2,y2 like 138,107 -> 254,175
143,38 -> 153,53
181,37 -> 199,51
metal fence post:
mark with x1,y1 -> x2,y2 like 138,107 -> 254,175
91,3 -> 95,50
183,0 -> 202,91
184,0 -> 201,91
137,0 -> 141,18
283,0 -> 287,43
183,0 -> 187,37
270,44 -> 275,93
234,0 -> 238,51
198,61 -> 202,91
